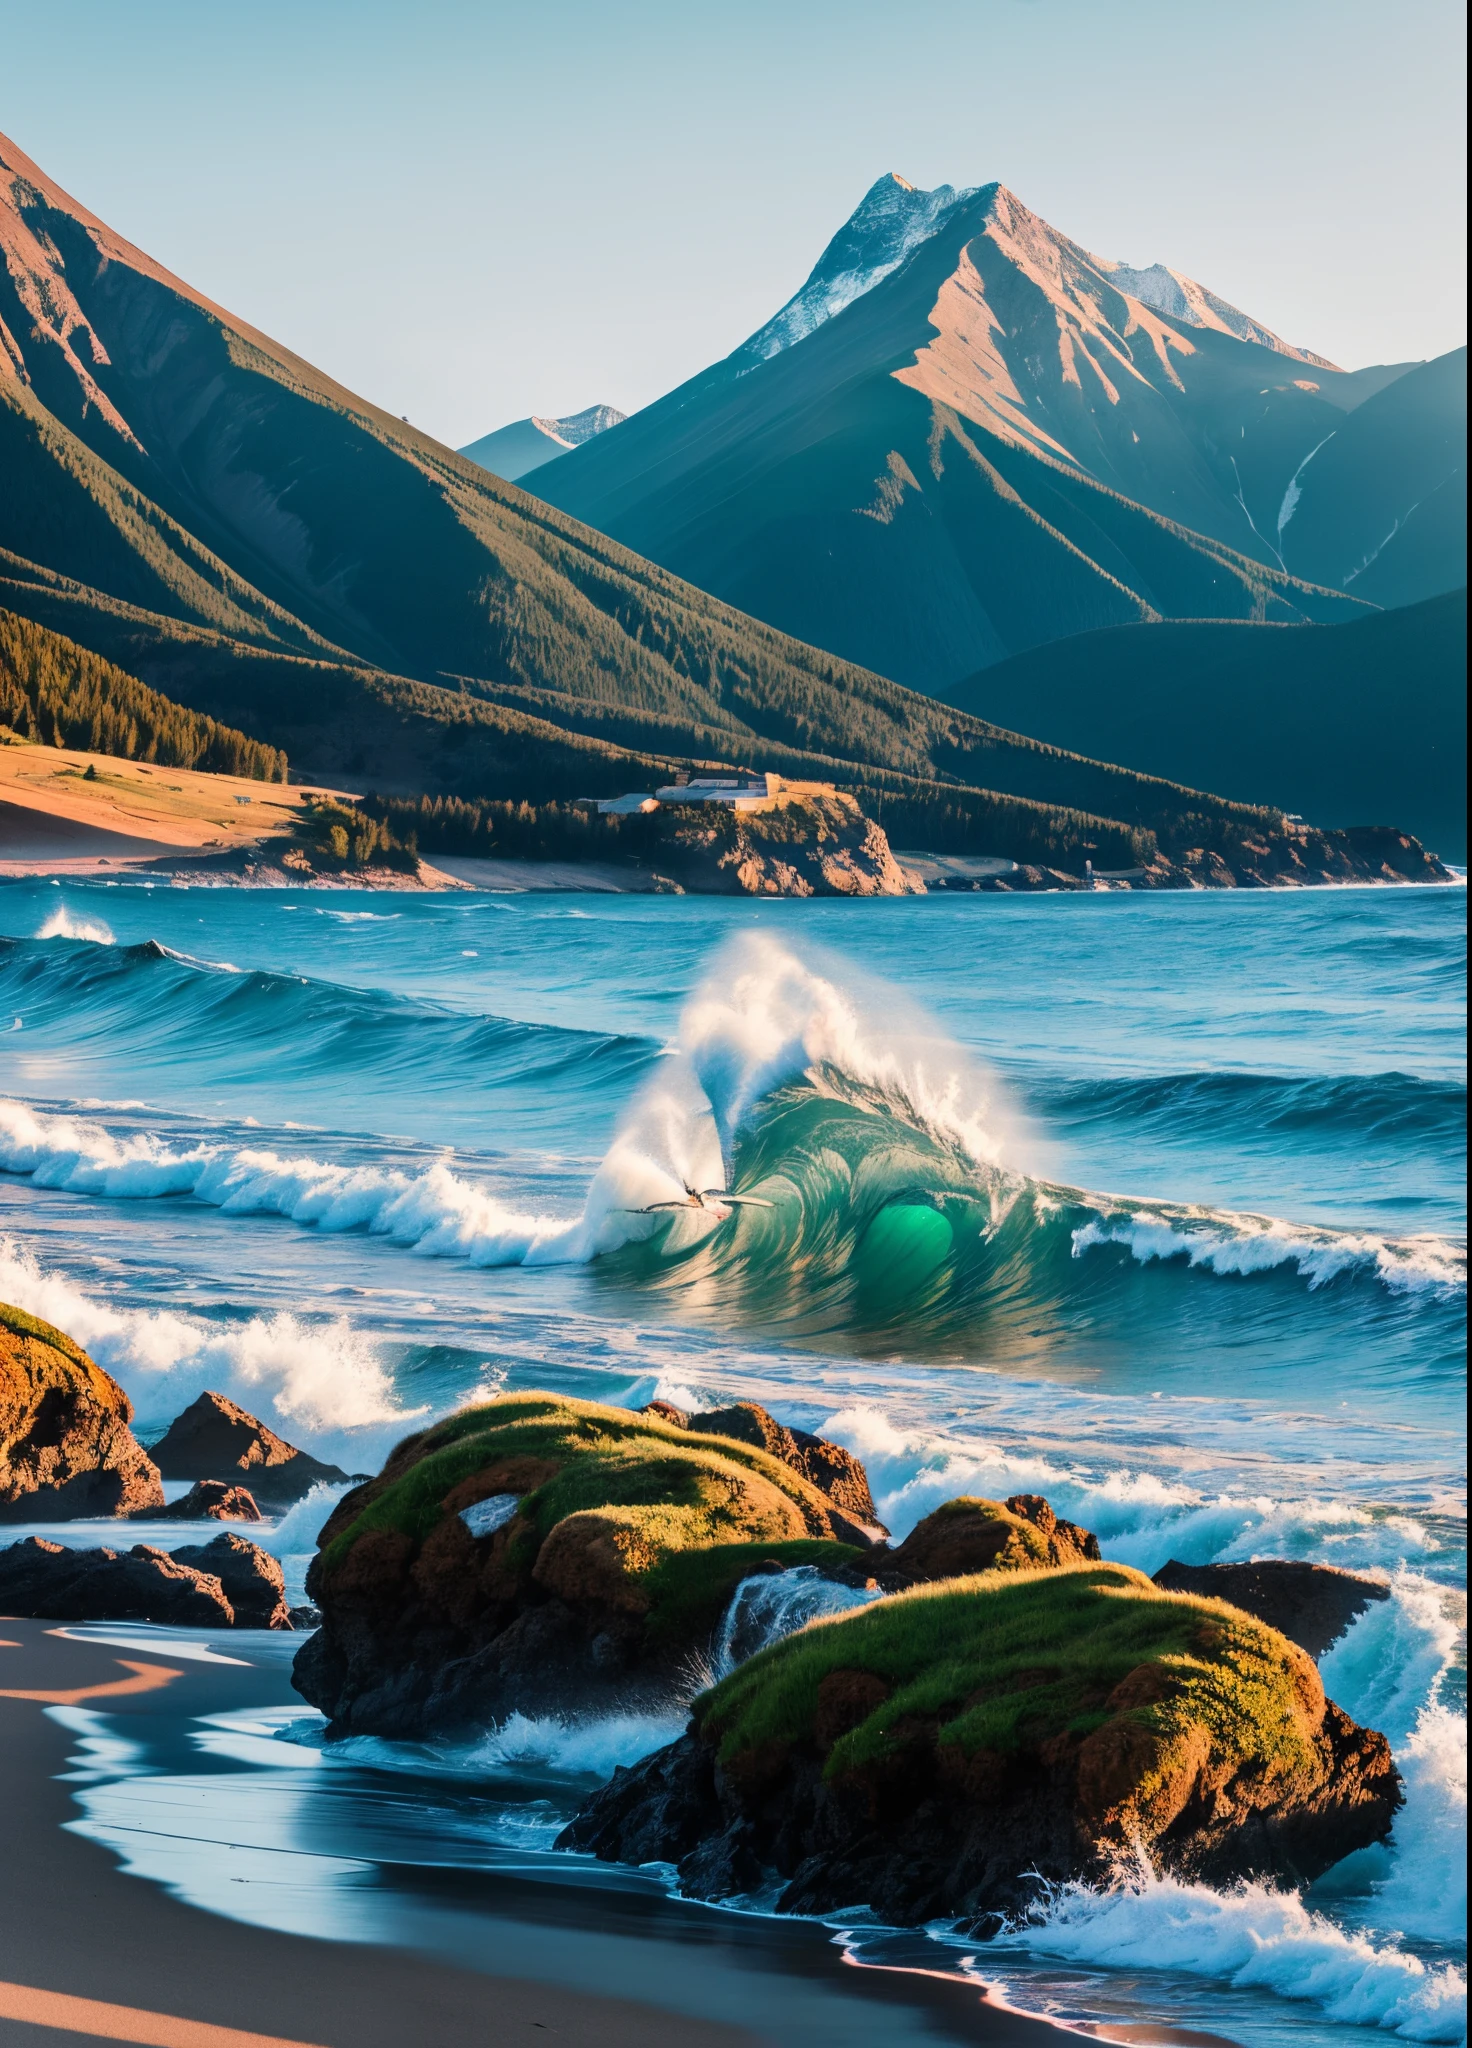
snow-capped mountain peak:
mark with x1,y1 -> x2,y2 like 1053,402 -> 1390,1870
738,172 -> 981,361
1091,257 -> 1334,367
529,403 -> 627,448
734,171 -> 1335,374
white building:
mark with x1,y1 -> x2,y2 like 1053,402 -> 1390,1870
589,773 -> 838,818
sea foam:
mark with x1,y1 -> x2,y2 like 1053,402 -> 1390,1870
1072,1210 -> 1466,1297
815,1400 -> 1451,1579
0,1100 -> 592,1265
0,1237 -> 414,1459
36,905 -> 115,944
1010,1867 -> 1466,2043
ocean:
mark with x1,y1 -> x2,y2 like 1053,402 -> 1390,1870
1,875 -> 1465,2046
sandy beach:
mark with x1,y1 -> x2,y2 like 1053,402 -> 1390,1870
0,1618 -> 1064,2048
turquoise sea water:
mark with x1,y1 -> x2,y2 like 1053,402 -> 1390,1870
1,877 -> 1465,2045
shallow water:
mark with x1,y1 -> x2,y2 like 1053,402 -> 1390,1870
1,875 -> 1465,2044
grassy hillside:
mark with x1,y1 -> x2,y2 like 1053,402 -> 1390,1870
0,606 -> 286,780
942,591 -> 1468,860
0,431 -> 1311,877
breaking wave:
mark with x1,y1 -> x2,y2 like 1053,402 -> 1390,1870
35,904 -> 115,944
1008,1868 -> 1466,2043
1,931 -> 1462,1376
0,1236 -> 415,1463
1071,1209 -> 1462,1295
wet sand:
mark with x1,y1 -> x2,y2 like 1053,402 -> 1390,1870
0,1619 -> 1061,2048
0,1620 -> 757,2047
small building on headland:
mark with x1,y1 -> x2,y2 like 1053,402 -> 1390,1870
592,773 -> 836,817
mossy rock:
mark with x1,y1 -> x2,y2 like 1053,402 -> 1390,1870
884,1493 -> 1099,1583
0,1301 -> 88,1363
2,1300 -> 163,1521
700,1563 -> 1328,1816
565,1563 -> 1402,1924
298,1394 -> 868,1735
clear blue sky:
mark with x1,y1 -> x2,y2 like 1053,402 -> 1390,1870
2,0 -> 1465,446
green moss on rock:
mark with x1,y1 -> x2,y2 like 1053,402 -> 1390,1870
318,1393 -> 864,1637
0,1300 -> 87,1363
699,1564 -> 1327,1821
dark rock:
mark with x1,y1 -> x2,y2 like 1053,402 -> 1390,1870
286,1604 -> 321,1631
149,1391 -> 350,1504
170,1533 -> 291,1628
560,1737 -> 726,1870
132,1480 -> 263,1522
1151,1558 -> 1391,1658
1,1301 -> 164,1521
0,1535 -> 233,1624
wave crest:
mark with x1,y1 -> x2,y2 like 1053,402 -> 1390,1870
36,905 -> 115,945
1009,1863 -> 1466,2043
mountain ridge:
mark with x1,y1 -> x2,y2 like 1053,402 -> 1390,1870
460,403 -> 627,482
0,128 -> 1452,886
537,174 -> 1384,690
943,589 -> 1467,860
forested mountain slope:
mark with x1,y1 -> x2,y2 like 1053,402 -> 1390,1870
944,590 -> 1467,860
0,131 -> 1446,881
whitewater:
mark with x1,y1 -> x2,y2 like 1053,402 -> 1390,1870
1,876 -> 1464,2046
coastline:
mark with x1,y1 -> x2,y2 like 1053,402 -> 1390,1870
1,834 -> 1463,896
2,744 -> 1458,896
0,1618 -> 1065,2047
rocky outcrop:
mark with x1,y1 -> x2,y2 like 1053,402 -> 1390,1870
171,1533 -> 291,1628
0,1530 -> 294,1626
883,1495 -> 1100,1585
132,1480 -> 263,1522
956,824 -> 1452,895
646,1401 -> 886,1543
562,1564 -> 1401,1928
0,1536 -> 234,1624
149,1392 -> 350,1504
1151,1559 -> 1391,1659
292,1393 -> 877,1738
656,795 -> 922,899
1,1303 -> 164,1522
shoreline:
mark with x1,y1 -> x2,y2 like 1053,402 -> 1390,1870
1,847 -> 1465,896
0,1618 -> 1066,2047
2,747 -> 1458,897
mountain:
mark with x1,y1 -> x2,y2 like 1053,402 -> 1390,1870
535,175 -> 1458,693
941,590 -> 1467,860
0,125 -> 1340,877
460,403 -> 627,483
0,129 -> 1449,886
1273,348 -> 1466,607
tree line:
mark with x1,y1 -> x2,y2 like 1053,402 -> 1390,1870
0,609 -> 287,781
